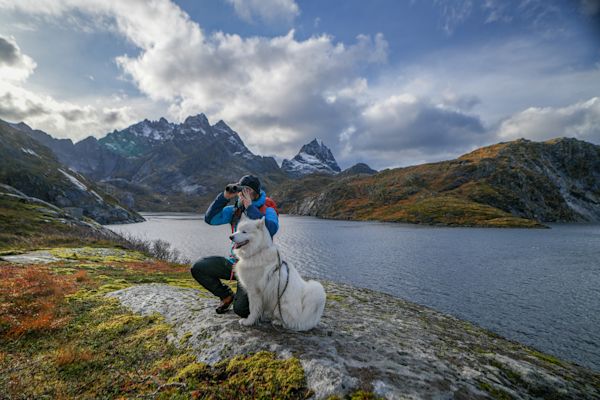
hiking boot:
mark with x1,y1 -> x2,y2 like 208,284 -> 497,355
215,295 -> 233,314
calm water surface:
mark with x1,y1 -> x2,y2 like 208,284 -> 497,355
108,213 -> 600,371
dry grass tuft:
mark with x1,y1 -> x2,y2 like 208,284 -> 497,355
55,346 -> 93,367
0,265 -> 84,337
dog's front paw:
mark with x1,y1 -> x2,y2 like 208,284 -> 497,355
239,318 -> 255,326
271,319 -> 283,327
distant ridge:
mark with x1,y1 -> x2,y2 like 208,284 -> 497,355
339,162 -> 377,177
271,137 -> 600,227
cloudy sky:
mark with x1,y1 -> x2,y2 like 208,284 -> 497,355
0,0 -> 599,169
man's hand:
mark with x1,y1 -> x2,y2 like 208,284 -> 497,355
240,187 -> 253,208
223,190 -> 237,200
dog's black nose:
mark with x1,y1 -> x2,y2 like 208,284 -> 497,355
229,235 -> 234,241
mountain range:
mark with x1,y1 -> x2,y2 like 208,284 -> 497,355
9,115 -> 362,212
3,113 -> 600,228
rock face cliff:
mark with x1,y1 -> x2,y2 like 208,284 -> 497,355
272,138 -> 600,227
281,139 -> 342,178
108,282 -> 600,400
0,120 -> 143,224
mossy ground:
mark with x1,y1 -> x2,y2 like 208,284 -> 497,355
0,246 -> 314,399
0,195 -> 119,252
376,195 -> 543,228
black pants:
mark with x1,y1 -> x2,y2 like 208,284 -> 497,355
190,256 -> 249,318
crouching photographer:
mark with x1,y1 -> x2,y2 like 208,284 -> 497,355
190,175 -> 279,316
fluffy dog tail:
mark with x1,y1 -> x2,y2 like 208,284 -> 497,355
296,280 -> 326,331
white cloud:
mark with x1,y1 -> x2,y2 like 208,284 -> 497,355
225,0 -> 300,25
0,35 -> 36,82
0,0 -> 389,156
496,97 -> 600,142
0,0 -> 598,169
0,79 -> 137,140
434,0 -> 474,35
373,37 -> 600,124
0,32 -> 137,140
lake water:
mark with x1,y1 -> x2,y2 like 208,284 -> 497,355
107,213 -> 600,371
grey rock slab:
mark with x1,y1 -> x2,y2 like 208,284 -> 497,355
107,282 -> 600,399
0,250 -> 61,264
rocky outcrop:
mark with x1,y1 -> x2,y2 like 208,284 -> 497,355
108,282 -> 600,400
0,184 -> 120,239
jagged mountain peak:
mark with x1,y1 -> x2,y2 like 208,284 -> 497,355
281,138 -> 341,178
304,138 -> 324,148
213,119 -> 235,133
118,118 -> 176,139
209,119 -> 251,155
9,121 -> 33,132
183,113 -> 209,127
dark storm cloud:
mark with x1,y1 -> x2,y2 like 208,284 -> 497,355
60,108 -> 87,121
0,92 -> 49,120
102,109 -> 126,124
355,98 -> 486,152
334,96 -> 492,168
0,37 -> 20,66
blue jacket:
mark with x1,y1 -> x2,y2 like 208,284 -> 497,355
204,190 -> 279,238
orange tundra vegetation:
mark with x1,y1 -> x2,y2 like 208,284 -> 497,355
0,265 -> 88,337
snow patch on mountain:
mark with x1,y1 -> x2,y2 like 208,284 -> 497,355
89,190 -> 104,203
126,118 -> 177,141
21,147 -> 40,157
59,168 -> 88,192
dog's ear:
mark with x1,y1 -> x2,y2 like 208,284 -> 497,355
257,216 -> 265,227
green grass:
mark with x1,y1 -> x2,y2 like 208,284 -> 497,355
0,195 -> 120,251
478,381 -> 514,400
526,349 -> 565,367
0,249 -> 313,399
362,195 -> 543,228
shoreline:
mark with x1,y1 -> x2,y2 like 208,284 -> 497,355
109,210 -> 554,229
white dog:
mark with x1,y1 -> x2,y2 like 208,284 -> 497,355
230,217 -> 326,331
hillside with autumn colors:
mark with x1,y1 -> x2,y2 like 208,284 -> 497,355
271,138 -> 600,227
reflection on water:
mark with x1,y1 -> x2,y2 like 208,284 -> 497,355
108,213 -> 600,371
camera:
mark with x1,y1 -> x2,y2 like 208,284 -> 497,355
225,183 -> 244,193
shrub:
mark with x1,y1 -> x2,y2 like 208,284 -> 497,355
0,265 -> 84,337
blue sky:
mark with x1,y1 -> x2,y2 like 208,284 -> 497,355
0,0 -> 599,169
